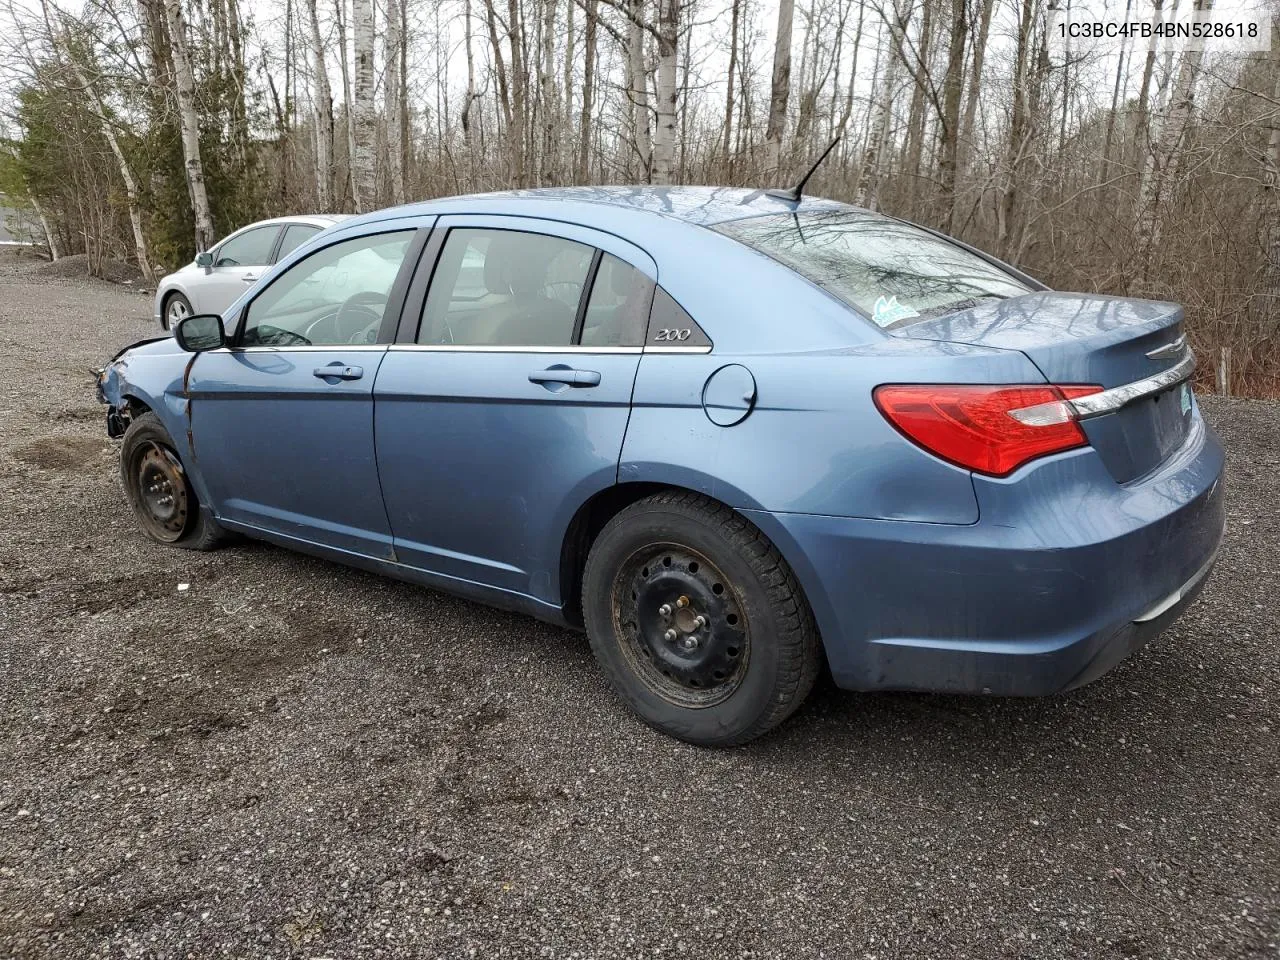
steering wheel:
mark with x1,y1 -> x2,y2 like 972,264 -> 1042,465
300,291 -> 389,345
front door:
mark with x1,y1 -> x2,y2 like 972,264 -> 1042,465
187,226 -> 424,557
374,216 -> 658,605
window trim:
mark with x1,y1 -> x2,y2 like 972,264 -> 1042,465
269,222 -> 324,265
212,224 -> 284,269
399,215 -> 659,351
228,225 -> 428,349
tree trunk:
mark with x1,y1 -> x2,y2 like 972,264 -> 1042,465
163,0 -> 215,251
62,44 -> 155,281
765,0 -> 794,175
507,0 -> 528,185
1137,0 -> 1213,274
577,0 -> 597,181
350,0 -> 376,211
958,0 -> 993,176
937,0 -> 968,231
626,0 -> 651,181
303,0 -> 334,209
539,0 -> 558,183
722,0 -> 740,164
385,0 -> 406,203
856,4 -> 906,209
651,0 -> 678,184
334,0 -> 358,209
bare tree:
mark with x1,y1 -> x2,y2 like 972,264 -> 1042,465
303,0 -> 334,209
350,0 -> 376,210
162,0 -> 215,251
765,0 -> 794,175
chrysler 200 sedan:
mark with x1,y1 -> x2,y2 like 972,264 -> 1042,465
97,187 -> 1225,746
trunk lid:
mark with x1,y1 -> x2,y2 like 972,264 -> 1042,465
891,293 -> 1195,482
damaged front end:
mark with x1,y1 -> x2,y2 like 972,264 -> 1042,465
94,335 -> 176,438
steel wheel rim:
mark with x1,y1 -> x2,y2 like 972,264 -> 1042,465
166,298 -> 189,327
134,441 -> 190,542
611,543 -> 751,708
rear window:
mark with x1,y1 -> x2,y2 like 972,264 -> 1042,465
713,211 -> 1033,329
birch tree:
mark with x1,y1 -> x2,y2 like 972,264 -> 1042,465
162,0 -> 215,251
350,0 -> 376,211
303,0 -> 334,209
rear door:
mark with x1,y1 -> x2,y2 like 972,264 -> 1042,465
373,216 -> 656,605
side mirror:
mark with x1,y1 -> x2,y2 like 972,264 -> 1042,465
194,250 -> 214,269
173,314 -> 226,352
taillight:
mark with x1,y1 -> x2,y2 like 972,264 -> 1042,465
873,384 -> 1103,477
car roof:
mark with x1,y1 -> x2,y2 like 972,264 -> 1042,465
347,187 -> 851,230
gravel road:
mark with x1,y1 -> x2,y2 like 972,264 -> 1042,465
1,249 -> 1277,959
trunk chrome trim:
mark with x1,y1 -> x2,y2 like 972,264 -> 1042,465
1146,335 -> 1187,360
1067,352 -> 1196,420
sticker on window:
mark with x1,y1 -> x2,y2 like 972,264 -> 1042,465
871,295 -> 919,328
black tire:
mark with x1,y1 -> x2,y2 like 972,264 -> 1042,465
120,412 -> 228,551
582,491 -> 821,746
162,292 -> 192,331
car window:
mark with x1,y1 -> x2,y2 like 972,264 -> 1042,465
275,224 -> 322,262
580,254 -> 654,347
214,226 -> 280,268
712,211 -> 1032,329
240,231 -> 413,347
419,228 -> 595,347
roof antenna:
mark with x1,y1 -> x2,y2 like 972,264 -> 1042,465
766,136 -> 841,204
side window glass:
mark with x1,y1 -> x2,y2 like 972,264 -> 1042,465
275,224 -> 322,262
646,287 -> 712,348
241,231 -> 413,347
419,228 -> 594,347
580,254 -> 654,347
215,226 -> 280,267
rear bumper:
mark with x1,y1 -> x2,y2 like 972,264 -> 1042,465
743,414 -> 1226,695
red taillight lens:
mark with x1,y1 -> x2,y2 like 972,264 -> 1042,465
873,384 -> 1103,477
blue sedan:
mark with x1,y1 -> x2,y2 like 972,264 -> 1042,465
97,187 -> 1225,746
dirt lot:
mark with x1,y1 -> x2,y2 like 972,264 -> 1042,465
0,249 -> 1277,959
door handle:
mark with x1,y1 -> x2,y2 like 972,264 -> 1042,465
313,364 -> 363,381
242,274 -> 258,283
529,368 -> 601,388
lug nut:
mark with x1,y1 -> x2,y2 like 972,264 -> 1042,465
693,615 -> 707,630
663,629 -> 677,642
658,604 -> 672,617
681,636 -> 698,650
676,596 -> 689,609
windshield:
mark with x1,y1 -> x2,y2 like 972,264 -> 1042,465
713,211 -> 1034,329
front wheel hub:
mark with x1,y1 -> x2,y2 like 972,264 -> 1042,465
134,441 -> 190,542
614,545 -> 750,707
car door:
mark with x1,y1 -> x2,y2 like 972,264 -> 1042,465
186,222 -> 430,556
195,223 -> 282,314
374,216 -> 657,605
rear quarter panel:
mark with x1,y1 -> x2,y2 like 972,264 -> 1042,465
620,339 -> 1047,524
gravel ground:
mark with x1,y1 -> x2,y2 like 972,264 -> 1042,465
0,248 -> 1277,959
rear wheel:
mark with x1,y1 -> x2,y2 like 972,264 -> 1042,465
163,292 -> 192,331
120,413 -> 227,550
582,491 -> 821,746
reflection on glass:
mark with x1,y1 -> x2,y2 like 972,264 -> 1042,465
714,211 -> 1032,328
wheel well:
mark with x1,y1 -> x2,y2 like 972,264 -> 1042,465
558,482 -> 696,627
160,290 -> 186,329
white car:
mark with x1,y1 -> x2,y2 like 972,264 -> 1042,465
153,215 -> 348,330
